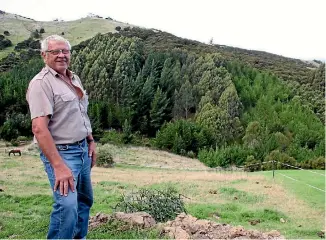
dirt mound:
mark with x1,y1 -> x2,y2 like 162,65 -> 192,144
89,212 -> 284,239
162,213 -> 284,239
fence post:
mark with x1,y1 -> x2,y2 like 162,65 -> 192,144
272,160 -> 275,179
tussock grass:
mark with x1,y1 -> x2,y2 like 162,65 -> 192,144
219,187 -> 264,203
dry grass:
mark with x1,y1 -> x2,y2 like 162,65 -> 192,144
101,143 -> 210,170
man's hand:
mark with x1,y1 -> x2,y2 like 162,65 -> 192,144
88,141 -> 96,168
53,164 -> 75,196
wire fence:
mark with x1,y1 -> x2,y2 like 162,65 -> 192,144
244,160 -> 325,193
113,159 -> 325,193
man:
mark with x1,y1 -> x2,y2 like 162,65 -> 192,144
26,35 -> 96,239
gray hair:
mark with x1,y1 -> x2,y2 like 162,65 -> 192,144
40,35 -> 71,52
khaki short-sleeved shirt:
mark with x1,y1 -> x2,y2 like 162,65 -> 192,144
26,65 -> 92,144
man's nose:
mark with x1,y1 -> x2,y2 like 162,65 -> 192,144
58,51 -> 65,57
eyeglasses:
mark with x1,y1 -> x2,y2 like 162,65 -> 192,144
45,49 -> 70,55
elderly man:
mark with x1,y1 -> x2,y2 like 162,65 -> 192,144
26,35 -> 96,239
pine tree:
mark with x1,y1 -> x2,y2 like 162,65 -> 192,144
150,87 -> 168,135
178,78 -> 195,119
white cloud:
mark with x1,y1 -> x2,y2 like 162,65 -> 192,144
1,0 -> 325,60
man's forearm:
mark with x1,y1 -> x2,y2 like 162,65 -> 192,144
35,129 -> 64,168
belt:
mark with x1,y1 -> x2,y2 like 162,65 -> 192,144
58,138 -> 86,146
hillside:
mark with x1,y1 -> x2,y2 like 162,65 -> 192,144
0,10 -> 132,59
0,11 -> 324,170
0,10 -> 324,121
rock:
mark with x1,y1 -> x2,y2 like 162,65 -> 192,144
163,226 -> 190,239
317,230 -> 325,238
266,230 -> 282,238
114,212 -> 156,228
229,226 -> 247,238
88,212 -> 110,230
249,219 -> 261,225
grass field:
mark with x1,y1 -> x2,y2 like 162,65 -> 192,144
259,170 -> 325,211
0,143 -> 325,239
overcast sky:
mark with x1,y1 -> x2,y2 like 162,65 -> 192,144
1,0 -> 325,60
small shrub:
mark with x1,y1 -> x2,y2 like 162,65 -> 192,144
31,30 -> 40,39
10,139 -> 19,146
198,148 -> 217,168
0,38 -> 12,49
186,151 -> 196,158
115,26 -> 121,31
264,150 -> 296,170
17,136 -> 28,142
99,129 -> 123,145
97,147 -> 114,167
115,186 -> 186,222
4,30 -> 10,36
61,32 -> 64,35
311,157 -> 325,170
244,155 -> 261,172
40,28 -> 45,33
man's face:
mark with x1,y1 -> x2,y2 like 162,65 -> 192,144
42,40 -> 71,74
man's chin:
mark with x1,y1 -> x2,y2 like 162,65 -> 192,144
54,65 -> 67,73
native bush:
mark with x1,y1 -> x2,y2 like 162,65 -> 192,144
97,147 -> 114,167
198,144 -> 252,168
114,186 -> 186,222
155,120 -> 214,155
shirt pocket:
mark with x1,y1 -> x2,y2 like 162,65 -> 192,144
54,92 -> 79,116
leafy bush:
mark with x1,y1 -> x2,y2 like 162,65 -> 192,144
197,148 -> 217,168
0,38 -> 12,50
244,155 -> 261,172
10,139 -> 19,146
99,129 -> 123,145
114,187 -> 186,222
186,151 -> 196,158
300,157 -> 325,170
155,120 -> 214,155
198,145 -> 252,168
17,136 -> 28,142
97,147 -> 114,167
263,150 -> 296,170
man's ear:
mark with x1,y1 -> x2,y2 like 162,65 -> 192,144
41,51 -> 47,63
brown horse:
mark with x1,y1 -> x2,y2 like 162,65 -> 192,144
8,149 -> 21,156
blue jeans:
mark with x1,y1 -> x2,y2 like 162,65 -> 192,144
40,139 -> 93,239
